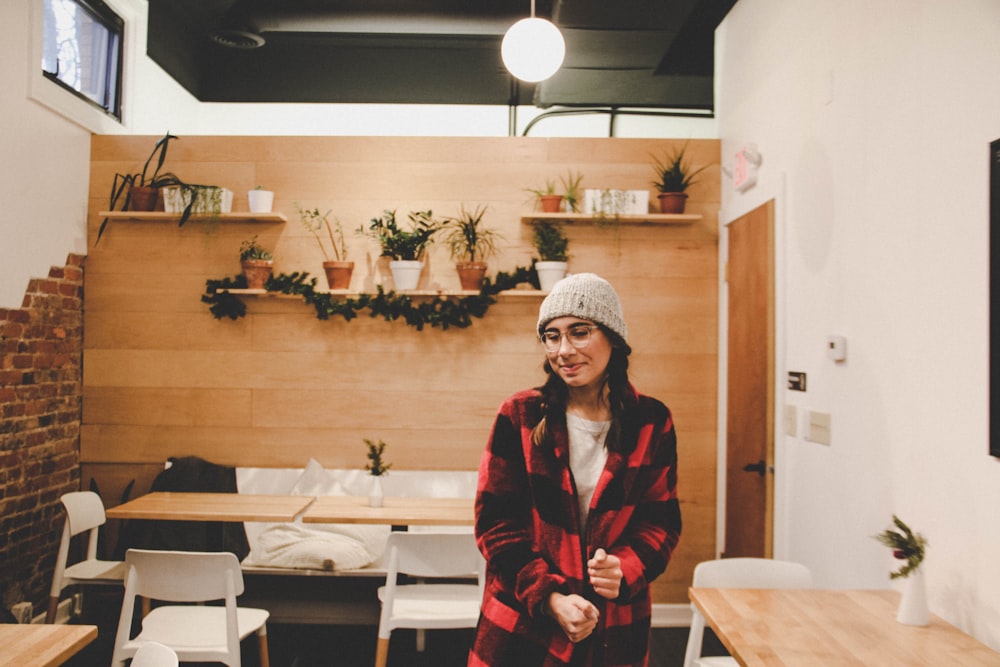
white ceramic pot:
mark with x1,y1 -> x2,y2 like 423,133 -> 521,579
896,568 -> 930,626
247,189 -> 274,213
389,260 -> 424,291
535,261 -> 568,292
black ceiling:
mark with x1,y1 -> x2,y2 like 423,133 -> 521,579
146,0 -> 736,111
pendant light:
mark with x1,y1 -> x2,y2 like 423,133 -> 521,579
501,0 -> 565,83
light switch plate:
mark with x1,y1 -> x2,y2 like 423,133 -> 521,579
784,405 -> 798,436
806,410 -> 831,445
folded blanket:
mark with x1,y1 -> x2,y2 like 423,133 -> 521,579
250,523 -> 382,571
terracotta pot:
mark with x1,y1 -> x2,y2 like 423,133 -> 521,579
323,261 -> 354,290
241,259 -> 273,290
129,186 -> 159,212
657,192 -> 688,214
455,261 -> 487,291
539,194 -> 563,213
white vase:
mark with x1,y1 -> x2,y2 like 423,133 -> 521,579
535,261 -> 568,291
247,189 -> 274,213
389,260 -> 423,291
896,568 -> 930,626
369,476 -> 384,508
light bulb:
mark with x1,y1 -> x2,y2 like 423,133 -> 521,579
501,17 -> 565,83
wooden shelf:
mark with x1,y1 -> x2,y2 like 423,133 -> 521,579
220,288 -> 546,298
98,211 -> 287,223
521,212 -> 701,225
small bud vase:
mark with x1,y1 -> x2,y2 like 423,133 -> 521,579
896,567 -> 930,626
369,476 -> 384,508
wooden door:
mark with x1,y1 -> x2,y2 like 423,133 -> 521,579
724,201 -> 775,558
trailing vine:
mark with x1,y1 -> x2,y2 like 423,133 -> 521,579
202,265 -> 539,331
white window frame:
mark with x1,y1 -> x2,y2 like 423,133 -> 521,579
28,0 -> 141,132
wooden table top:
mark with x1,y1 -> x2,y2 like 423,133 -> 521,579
303,495 -> 474,525
0,624 -> 98,667
689,587 -> 1000,666
105,492 -> 315,522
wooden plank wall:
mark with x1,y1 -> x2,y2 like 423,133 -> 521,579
83,135 -> 718,603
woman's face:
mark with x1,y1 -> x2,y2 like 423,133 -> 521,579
540,316 -> 613,391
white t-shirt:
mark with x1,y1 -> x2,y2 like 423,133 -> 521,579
566,412 -> 610,529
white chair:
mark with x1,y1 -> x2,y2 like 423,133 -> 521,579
374,531 -> 484,667
129,641 -> 179,667
111,549 -> 270,667
46,490 -> 126,623
682,557 -> 813,667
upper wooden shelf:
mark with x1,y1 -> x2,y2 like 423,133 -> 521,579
98,211 -> 288,223
521,212 -> 701,225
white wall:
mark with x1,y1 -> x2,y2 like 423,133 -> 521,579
717,0 -> 1000,648
1,0 -> 715,309
0,1 -> 91,308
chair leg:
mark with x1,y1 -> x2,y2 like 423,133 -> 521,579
416,628 -> 426,652
257,629 -> 270,667
45,596 -> 59,624
374,636 -> 390,667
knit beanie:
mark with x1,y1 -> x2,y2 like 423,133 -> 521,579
536,273 -> 628,344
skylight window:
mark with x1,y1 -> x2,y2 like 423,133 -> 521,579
41,0 -> 123,120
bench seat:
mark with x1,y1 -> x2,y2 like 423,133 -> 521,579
235,463 -> 477,624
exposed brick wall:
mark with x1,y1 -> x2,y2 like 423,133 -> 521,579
0,254 -> 85,620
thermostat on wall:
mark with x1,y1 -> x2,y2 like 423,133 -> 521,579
827,335 -> 847,362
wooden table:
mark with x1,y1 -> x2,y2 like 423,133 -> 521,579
689,587 -> 1000,666
0,623 -> 98,667
105,492 -> 315,522
303,495 -> 473,526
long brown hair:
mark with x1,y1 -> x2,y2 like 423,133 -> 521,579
530,326 -> 633,454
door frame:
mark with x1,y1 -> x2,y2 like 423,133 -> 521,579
718,177 -> 789,559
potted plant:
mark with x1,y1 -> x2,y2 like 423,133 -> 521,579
527,179 -> 563,213
650,142 -> 708,214
532,220 -> 570,291
239,235 -> 274,290
363,209 -> 440,290
97,131 -> 187,242
364,438 -> 392,508
874,515 -> 929,626
560,170 -> 584,213
248,185 -> 274,213
297,203 -> 353,290
162,183 -> 233,221
442,204 -> 503,291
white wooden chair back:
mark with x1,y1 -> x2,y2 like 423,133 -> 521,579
375,532 -> 484,667
129,641 -> 179,667
111,549 -> 270,667
46,491 -> 124,623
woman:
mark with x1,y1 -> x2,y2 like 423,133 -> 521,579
471,273 -> 681,667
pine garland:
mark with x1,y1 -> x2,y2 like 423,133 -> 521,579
202,265 -> 538,331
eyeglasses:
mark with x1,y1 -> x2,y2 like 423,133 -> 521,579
539,324 -> 599,352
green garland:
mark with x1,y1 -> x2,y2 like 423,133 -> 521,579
202,265 -> 538,331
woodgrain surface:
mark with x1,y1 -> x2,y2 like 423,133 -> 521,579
690,588 -> 1000,666
0,624 -> 98,667
84,135 -> 719,602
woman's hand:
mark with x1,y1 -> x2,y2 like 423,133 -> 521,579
588,548 -> 623,600
547,592 -> 599,643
